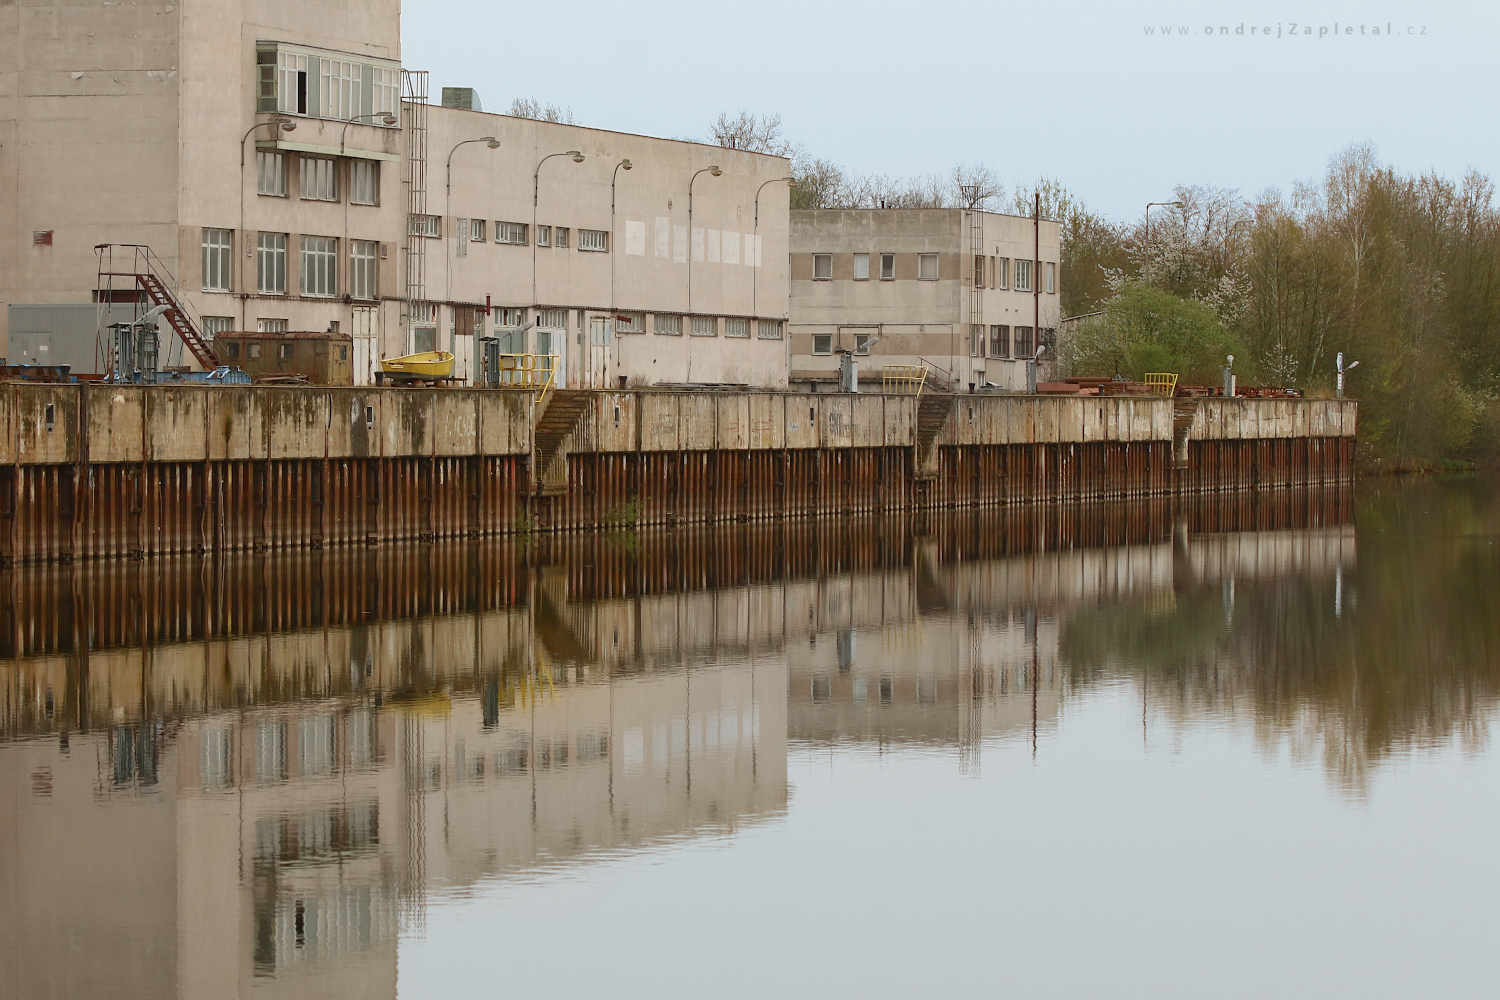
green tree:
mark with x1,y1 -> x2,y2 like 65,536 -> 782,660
1064,282 -> 1248,384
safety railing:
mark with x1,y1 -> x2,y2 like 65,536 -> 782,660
1145,373 -> 1179,397
882,365 -> 930,397
493,353 -> 559,405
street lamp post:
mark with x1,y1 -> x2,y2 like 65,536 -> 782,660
442,138 -> 501,373
338,112 -> 399,157
1336,352 -> 1360,399
531,150 -> 585,381
1143,200 -> 1182,280
609,158 -> 633,387
238,117 -> 297,332
752,176 -> 795,319
686,165 -> 722,316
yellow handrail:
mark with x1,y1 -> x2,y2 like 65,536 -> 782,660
495,353 -> 560,405
882,364 -> 930,397
1144,373 -> 1179,397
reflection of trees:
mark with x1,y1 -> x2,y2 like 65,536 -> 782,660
1061,478 -> 1500,788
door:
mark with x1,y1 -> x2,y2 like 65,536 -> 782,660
588,316 -> 610,389
351,305 -> 378,385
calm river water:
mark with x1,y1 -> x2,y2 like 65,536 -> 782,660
1,478 -> 1496,999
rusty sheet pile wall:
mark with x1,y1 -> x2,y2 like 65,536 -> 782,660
0,385 -> 1357,562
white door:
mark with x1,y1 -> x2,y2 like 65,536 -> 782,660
351,306 -> 378,385
588,316 -> 610,389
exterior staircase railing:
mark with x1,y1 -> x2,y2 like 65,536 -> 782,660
95,244 -> 217,369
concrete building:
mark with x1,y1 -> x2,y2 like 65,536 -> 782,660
0,0 -> 792,388
788,208 -> 1062,392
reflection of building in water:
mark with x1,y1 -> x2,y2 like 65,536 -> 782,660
0,490 -> 1355,997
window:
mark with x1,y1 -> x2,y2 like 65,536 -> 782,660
257,151 -> 287,196
349,240 -> 377,300
256,233 -> 287,294
880,253 -> 895,280
1014,258 -> 1032,292
1014,325 -> 1034,359
855,333 -> 872,355
300,156 -> 338,202
918,253 -> 939,280
300,235 -> 337,297
537,308 -> 567,329
373,66 -> 400,118
279,342 -> 296,360
320,58 -> 362,120
536,225 -> 551,247
988,256 -> 996,288
495,307 -> 526,327
579,229 -> 608,252
724,318 -> 750,338
654,314 -> 682,336
990,324 -> 1010,358
496,221 -> 527,245
248,343 -> 263,358
277,51 -> 309,115
974,254 -> 985,288
757,319 -> 783,340
969,324 -> 983,357
466,219 -> 485,242
201,228 -> 232,292
854,253 -> 870,280
812,253 -> 832,280
615,312 -> 644,334
555,227 -> 569,248
812,334 -> 832,355
202,316 -> 234,339
1046,261 -> 1056,294
690,316 -> 716,337
410,214 -> 441,238
350,160 -> 379,205
257,318 -> 287,333
996,257 -> 1010,289
224,342 -> 241,359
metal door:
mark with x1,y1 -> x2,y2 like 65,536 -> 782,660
588,316 -> 610,388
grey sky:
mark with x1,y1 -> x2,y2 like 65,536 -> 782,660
403,0 -> 1488,221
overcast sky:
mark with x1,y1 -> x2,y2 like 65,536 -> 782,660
403,0 -> 1489,221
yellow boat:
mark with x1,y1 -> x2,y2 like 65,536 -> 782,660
380,351 -> 454,379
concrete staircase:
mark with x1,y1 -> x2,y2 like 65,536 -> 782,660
531,389 -> 592,495
914,393 -> 956,480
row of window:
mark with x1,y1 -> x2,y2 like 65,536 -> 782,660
489,307 -> 783,339
257,151 -> 381,205
426,217 -> 610,253
202,228 -> 380,299
257,45 -> 401,123
810,252 -> 1057,292
969,324 -> 1038,360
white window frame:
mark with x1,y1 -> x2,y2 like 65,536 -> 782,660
855,333 -> 872,355
690,316 -> 716,337
918,253 -> 939,280
300,235 -> 338,297
812,334 -> 832,355
757,319 -> 783,340
372,66 -> 400,118
1014,258 -> 1032,292
256,232 -> 288,295
320,58 -> 362,121
536,225 -> 551,247
812,253 -> 832,280
258,317 -> 288,334
880,253 -> 895,280
201,228 -> 232,292
1046,261 -> 1056,294
469,219 -> 486,242
654,314 -> 682,336
853,253 -> 869,280
537,308 -> 567,329
257,151 -> 287,197
201,316 -> 234,339
555,227 -> 569,248
349,240 -> 377,300
409,214 -> 441,238
614,312 -> 644,334
349,159 -> 379,206
996,257 -> 1010,289
300,156 -> 338,202
496,221 -> 527,245
990,324 -> 1010,359
277,51 -> 309,115
579,229 -> 608,252
724,317 -> 750,339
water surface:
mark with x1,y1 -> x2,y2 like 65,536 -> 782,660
2,481 -> 1496,999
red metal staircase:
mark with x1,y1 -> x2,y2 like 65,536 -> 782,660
95,244 -> 218,369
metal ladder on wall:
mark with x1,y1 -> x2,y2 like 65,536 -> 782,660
968,209 -> 984,366
402,70 -> 429,352
95,243 -> 217,369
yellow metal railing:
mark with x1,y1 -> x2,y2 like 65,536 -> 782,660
495,353 -> 560,405
1145,373 -> 1179,397
882,364 -> 930,397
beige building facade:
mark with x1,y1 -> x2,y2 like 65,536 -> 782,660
0,0 -> 792,388
788,208 -> 1062,392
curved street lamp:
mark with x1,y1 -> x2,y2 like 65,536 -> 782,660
238,117 -> 297,331
531,150 -> 585,309
686,165 -> 721,315
752,175 -> 795,319
339,111 -> 399,157
444,137 -> 501,311
607,158 -> 633,386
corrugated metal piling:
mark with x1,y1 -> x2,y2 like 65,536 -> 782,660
0,384 -> 1356,563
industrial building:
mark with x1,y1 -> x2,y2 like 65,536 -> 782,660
788,208 -> 1063,392
0,0 -> 792,388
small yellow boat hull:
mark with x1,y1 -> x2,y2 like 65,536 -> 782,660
381,351 -> 454,379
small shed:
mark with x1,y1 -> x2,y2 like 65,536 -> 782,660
216,331 -> 354,385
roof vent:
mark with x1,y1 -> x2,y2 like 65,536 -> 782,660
441,87 -> 482,112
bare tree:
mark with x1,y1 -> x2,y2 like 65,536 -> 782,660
708,110 -> 797,157
790,158 -> 846,210
951,163 -> 1002,210
508,97 -> 577,125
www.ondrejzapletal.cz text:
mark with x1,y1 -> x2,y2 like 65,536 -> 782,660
1145,23 -> 1426,38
